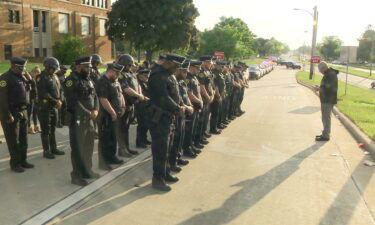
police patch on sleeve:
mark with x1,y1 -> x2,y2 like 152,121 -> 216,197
66,80 -> 73,87
0,80 -> 7,87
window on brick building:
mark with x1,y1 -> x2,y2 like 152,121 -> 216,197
8,10 -> 20,24
81,16 -> 90,36
58,13 -> 69,34
34,48 -> 40,57
33,10 -> 39,32
42,11 -> 47,33
105,0 -> 108,8
4,45 -> 12,60
99,19 -> 106,36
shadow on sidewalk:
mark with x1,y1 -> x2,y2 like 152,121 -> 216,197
289,106 -> 320,115
57,162 -> 165,225
318,156 -> 375,225
179,142 -> 326,225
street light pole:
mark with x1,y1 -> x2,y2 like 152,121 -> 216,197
294,6 -> 318,80
309,6 -> 318,80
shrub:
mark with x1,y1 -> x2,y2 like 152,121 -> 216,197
53,34 -> 85,65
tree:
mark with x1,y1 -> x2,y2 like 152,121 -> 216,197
317,36 -> 342,61
357,25 -> 375,62
53,34 -> 85,65
107,0 -> 199,61
254,38 -> 289,57
198,17 -> 257,59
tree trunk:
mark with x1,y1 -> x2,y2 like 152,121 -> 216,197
146,49 -> 154,62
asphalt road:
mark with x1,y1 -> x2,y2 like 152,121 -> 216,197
51,67 -> 375,225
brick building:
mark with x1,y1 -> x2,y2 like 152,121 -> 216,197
0,0 -> 113,62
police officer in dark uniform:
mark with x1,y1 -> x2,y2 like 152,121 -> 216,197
90,54 -> 102,89
169,61 -> 194,173
196,55 -> 215,147
0,57 -> 34,173
56,65 -> 68,127
64,56 -> 100,186
135,69 -> 151,148
96,63 -> 125,171
148,54 -> 186,191
210,61 -> 226,134
183,60 -> 203,158
221,62 -> 233,125
37,57 -> 65,159
116,54 -> 146,156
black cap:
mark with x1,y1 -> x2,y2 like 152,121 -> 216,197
179,61 -> 190,70
10,57 -> 27,66
189,60 -> 203,67
158,55 -> 166,60
165,54 -> 186,65
137,69 -> 150,76
60,65 -> 68,71
199,55 -> 213,61
75,56 -> 92,66
107,63 -> 124,73
216,61 -> 228,66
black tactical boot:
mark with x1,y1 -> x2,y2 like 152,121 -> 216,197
152,177 -> 171,192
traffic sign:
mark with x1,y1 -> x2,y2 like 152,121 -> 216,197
311,56 -> 321,64
214,51 -> 225,60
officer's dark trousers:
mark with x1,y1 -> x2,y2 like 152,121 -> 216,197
210,100 -> 221,132
123,106 -> 134,150
195,102 -> 208,143
1,110 -> 28,168
58,101 -> 67,126
98,114 -> 117,164
115,114 -> 129,155
150,115 -> 173,180
135,103 -> 149,144
194,109 -> 204,144
169,116 -> 185,167
228,93 -> 235,118
183,110 -> 198,150
27,99 -> 38,127
221,97 -> 229,123
38,108 -> 58,153
69,118 -> 95,177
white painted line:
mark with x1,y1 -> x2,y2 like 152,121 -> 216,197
20,150 -> 151,225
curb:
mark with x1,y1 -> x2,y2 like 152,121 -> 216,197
296,79 -> 375,159
20,150 -> 152,225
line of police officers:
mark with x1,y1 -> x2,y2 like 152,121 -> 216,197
0,53 -> 248,189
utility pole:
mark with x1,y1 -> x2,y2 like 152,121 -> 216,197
309,6 -> 318,80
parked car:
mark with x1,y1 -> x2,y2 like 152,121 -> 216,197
332,60 -> 341,65
248,65 -> 261,80
286,61 -> 302,69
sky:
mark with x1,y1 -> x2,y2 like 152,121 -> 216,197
193,0 -> 375,49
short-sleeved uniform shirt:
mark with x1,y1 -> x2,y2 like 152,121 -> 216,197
186,73 -> 202,108
36,71 -> 61,110
119,72 -> 140,106
0,69 -> 30,120
96,75 -> 123,116
64,72 -> 97,118
197,69 -> 213,101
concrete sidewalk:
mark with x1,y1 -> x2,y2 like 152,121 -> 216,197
51,67 -> 375,225
0,125 -> 149,225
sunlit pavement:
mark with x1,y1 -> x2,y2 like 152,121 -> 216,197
48,67 -> 375,225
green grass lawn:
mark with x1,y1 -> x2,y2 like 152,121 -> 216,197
329,64 -> 375,80
244,58 -> 268,65
296,71 -> 375,141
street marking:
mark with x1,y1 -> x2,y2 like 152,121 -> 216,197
20,150 -> 151,225
0,144 -> 68,163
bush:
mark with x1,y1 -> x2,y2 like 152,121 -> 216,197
53,34 -> 85,65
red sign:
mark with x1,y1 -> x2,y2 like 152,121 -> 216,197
214,51 -> 225,60
311,56 -> 321,64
